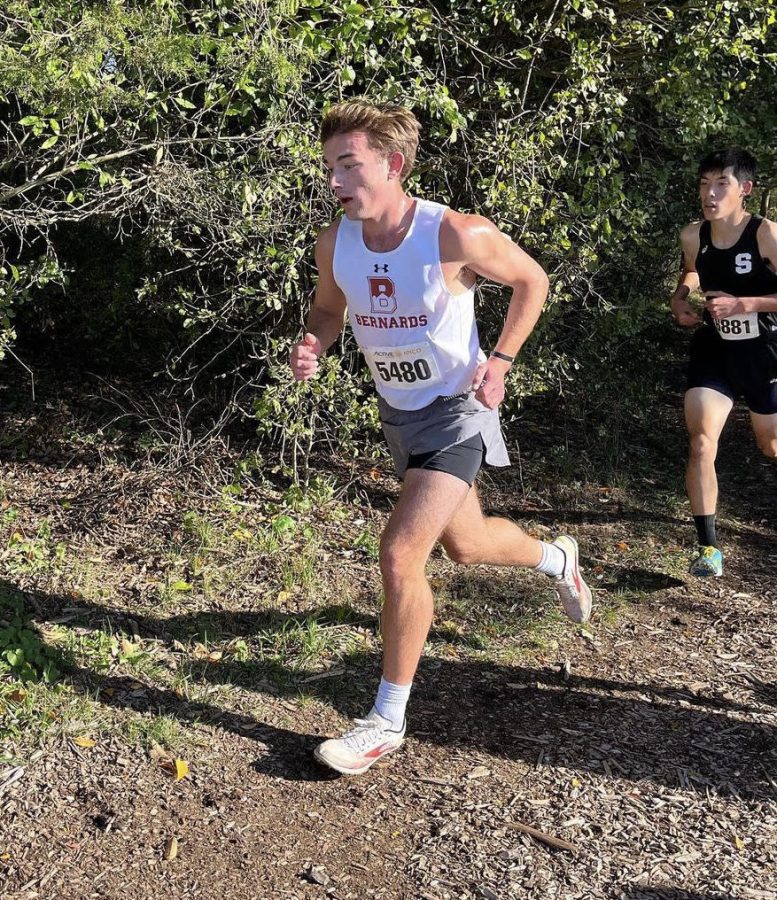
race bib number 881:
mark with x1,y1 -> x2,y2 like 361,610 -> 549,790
364,342 -> 442,390
713,312 -> 759,341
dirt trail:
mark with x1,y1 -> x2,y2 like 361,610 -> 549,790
1,397 -> 775,900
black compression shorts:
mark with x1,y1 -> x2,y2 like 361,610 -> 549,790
405,433 -> 485,485
687,325 -> 777,415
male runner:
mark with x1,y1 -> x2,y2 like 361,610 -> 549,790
670,148 -> 777,577
290,101 -> 592,775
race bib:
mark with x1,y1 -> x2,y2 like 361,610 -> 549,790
713,313 -> 759,341
363,342 -> 442,391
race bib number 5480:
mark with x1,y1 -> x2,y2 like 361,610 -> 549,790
364,342 -> 442,390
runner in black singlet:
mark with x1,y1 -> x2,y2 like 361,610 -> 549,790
670,148 -> 777,577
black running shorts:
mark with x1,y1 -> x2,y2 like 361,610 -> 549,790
686,325 -> 777,415
406,433 -> 486,486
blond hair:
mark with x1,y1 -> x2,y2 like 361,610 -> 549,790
320,101 -> 421,181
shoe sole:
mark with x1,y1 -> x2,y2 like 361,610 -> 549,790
313,740 -> 403,776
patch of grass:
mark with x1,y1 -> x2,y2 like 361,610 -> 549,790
65,554 -> 122,603
352,529 -> 379,561
429,572 -> 565,665
122,712 -> 185,750
2,505 -> 19,526
59,690 -> 108,736
261,618 -> 329,667
279,544 -> 319,595
47,625 -> 114,672
182,510 -> 215,551
0,680 -> 55,741
3,520 -> 67,578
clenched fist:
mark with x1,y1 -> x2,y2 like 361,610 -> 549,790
290,332 -> 323,381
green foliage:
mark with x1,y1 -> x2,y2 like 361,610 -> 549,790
0,588 -> 59,684
1,1 -> 776,460
4,521 -> 67,577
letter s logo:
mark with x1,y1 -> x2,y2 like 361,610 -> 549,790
735,253 -> 752,274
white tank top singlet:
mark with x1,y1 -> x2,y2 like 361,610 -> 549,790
332,198 -> 485,411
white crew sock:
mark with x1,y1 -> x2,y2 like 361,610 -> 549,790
534,541 -> 566,578
373,677 -> 411,730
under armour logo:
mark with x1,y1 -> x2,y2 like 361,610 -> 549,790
701,245 -> 708,254
373,264 -> 389,273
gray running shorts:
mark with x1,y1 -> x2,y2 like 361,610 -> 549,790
378,392 -> 510,479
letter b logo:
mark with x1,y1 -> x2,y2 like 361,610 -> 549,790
368,276 -> 397,314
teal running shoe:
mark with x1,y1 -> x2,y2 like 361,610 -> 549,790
689,545 -> 723,577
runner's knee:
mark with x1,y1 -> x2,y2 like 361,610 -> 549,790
688,432 -> 718,460
379,534 -> 426,583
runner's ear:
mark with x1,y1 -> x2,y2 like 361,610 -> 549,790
387,150 -> 404,181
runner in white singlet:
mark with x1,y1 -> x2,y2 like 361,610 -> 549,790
290,101 -> 593,776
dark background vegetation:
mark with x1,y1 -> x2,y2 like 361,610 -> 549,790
1,0 -> 776,468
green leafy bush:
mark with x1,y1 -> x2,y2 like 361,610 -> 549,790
1,1 -> 775,461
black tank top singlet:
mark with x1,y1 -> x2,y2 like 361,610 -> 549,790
696,215 -> 777,339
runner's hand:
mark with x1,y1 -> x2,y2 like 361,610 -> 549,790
671,298 -> 701,327
705,292 -> 744,320
471,357 -> 508,410
290,332 -> 322,380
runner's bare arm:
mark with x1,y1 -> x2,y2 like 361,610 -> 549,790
441,212 -> 549,410
671,224 -> 702,327
290,223 -> 348,381
706,219 -> 777,316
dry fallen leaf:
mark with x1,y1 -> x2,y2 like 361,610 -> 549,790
732,834 -> 745,851
616,541 -> 629,551
164,836 -> 178,860
73,736 -> 96,749
174,758 -> 189,781
302,864 -> 329,886
149,741 -> 168,763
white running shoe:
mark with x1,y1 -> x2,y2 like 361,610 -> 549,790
314,710 -> 405,776
552,535 -> 593,624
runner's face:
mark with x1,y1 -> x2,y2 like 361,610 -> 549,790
323,131 -> 398,220
699,166 -> 752,220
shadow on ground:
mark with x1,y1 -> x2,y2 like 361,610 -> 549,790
4,580 -> 774,800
